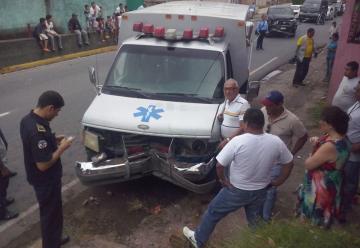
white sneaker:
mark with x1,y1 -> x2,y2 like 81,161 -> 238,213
183,226 -> 199,248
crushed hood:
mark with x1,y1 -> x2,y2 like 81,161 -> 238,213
82,93 -> 220,138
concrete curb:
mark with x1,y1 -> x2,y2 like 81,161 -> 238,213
0,45 -> 117,74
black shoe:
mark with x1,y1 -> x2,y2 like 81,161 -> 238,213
61,235 -> 70,246
78,44 -> 83,48
5,197 -> 14,207
0,210 -> 19,221
9,171 -> 17,178
84,43 -> 90,46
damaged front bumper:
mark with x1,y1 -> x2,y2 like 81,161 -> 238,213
76,153 -> 217,194
76,129 -> 219,194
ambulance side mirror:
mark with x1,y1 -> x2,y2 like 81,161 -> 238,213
245,21 -> 254,47
89,66 -> 97,85
88,67 -> 101,94
247,81 -> 260,102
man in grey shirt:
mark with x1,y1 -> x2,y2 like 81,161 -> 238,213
343,83 -> 360,218
332,61 -> 359,111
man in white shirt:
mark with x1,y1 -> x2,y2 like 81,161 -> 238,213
90,1 -> 101,27
183,108 -> 294,248
115,3 -> 125,14
329,21 -> 339,39
217,79 -> 250,149
332,61 -> 359,111
343,83 -> 360,218
45,15 -> 63,51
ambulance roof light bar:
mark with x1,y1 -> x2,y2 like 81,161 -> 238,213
214,26 -> 225,38
183,29 -> 193,40
143,24 -> 154,34
133,22 -> 143,32
199,27 -> 209,39
154,27 -> 165,38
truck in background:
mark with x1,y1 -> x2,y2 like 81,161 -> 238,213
75,1 -> 258,193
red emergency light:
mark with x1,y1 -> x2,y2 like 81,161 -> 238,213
154,27 -> 165,38
199,27 -> 209,38
214,26 -> 225,37
143,24 -> 154,34
183,29 -> 193,40
133,22 -> 143,32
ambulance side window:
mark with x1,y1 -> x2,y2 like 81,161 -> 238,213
226,50 -> 233,79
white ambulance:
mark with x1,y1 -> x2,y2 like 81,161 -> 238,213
76,1 -> 258,193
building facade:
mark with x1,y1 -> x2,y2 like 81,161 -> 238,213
328,0 -> 360,101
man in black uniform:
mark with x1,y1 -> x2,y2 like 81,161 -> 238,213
20,91 -> 73,248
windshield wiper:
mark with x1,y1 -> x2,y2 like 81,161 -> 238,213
104,85 -> 142,91
155,93 -> 213,103
103,85 -> 150,98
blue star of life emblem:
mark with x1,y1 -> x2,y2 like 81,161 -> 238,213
133,105 -> 164,122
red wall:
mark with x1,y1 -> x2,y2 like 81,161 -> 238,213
328,0 -> 360,102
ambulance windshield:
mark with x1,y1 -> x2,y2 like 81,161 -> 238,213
103,44 -> 225,103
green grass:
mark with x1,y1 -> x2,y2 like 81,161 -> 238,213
307,100 -> 326,128
220,219 -> 360,248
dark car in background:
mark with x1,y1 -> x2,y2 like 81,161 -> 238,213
299,0 -> 328,24
267,6 -> 297,37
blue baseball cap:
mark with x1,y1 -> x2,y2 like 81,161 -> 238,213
262,90 -> 284,106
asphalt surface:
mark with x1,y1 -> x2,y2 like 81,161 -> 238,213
0,16 -> 340,245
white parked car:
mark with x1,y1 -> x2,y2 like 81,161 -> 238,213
290,4 -> 301,18
326,5 -> 335,20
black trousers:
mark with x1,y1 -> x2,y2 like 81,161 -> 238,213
34,181 -> 63,248
256,31 -> 266,49
293,57 -> 311,84
0,175 -> 9,217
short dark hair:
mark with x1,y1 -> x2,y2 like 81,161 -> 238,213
243,108 -> 265,130
37,91 -> 65,109
40,18 -> 46,23
307,28 -> 315,34
321,106 -> 349,135
46,14 -> 52,20
347,61 -> 359,72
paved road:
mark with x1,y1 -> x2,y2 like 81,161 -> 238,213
250,18 -> 339,79
0,16 -> 340,242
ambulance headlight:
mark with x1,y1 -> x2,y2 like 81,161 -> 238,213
83,130 -> 101,153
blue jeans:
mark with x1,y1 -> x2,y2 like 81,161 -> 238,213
343,160 -> 360,211
194,186 -> 267,247
262,165 -> 281,221
325,57 -> 334,80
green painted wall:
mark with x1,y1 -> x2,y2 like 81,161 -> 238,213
0,0 -> 46,34
127,0 -> 144,10
0,0 -> 126,38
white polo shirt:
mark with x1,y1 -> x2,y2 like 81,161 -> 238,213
347,101 -> 360,162
332,76 -> 360,112
216,133 -> 293,190
220,94 -> 250,138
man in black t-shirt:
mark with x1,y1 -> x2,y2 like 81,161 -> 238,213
68,13 -> 90,47
20,91 -> 73,248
